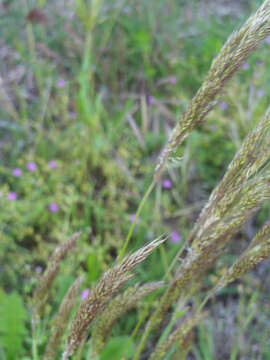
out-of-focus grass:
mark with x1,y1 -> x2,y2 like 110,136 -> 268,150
0,0 -> 270,358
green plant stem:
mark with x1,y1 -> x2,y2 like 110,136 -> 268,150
133,321 -> 153,360
31,318 -> 39,360
118,179 -> 156,261
196,290 -> 215,316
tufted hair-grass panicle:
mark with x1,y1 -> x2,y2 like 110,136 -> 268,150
91,281 -> 164,356
33,232 -> 81,320
154,0 -> 270,181
135,107 -> 270,359
43,275 -> 83,360
63,236 -> 166,359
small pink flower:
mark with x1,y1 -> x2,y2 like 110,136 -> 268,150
12,168 -> 22,177
219,101 -> 227,110
49,202 -> 59,212
147,95 -> 155,104
242,63 -> 249,70
8,192 -> 17,200
257,88 -> 264,98
57,79 -> 66,87
81,289 -> 90,300
265,36 -> 270,44
162,179 -> 172,189
170,231 -> 181,243
26,162 -> 37,171
169,76 -> 177,84
48,160 -> 57,169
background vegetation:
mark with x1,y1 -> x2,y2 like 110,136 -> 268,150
0,0 -> 270,359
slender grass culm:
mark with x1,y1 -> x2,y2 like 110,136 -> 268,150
27,1 -> 270,359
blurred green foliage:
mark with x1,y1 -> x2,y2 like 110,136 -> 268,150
0,291 -> 27,360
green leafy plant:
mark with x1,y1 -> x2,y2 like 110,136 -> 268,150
0,291 -> 27,360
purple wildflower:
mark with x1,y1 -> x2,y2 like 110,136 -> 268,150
219,101 -> 228,110
162,179 -> 172,189
242,63 -> 249,70
147,95 -> 155,104
26,162 -> 37,171
257,88 -> 264,98
36,266 -> 43,274
256,59 -> 263,66
81,289 -> 90,300
12,168 -> 22,177
8,192 -> 17,200
48,160 -> 57,169
170,231 -> 181,243
169,76 -> 177,84
70,111 -> 77,118
265,36 -> 270,44
130,213 -> 140,223
57,79 -> 66,87
49,202 -> 59,212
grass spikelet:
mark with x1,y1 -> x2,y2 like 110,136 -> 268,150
248,219 -> 270,248
154,0 -> 270,180
189,109 -> 270,243
195,219 -> 270,315
149,312 -> 207,360
215,219 -> 270,290
43,275 -> 83,360
225,240 -> 270,285
33,232 -> 81,318
91,281 -> 164,355
171,330 -> 194,360
63,236 -> 166,358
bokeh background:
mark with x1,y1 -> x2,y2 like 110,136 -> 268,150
0,0 -> 270,359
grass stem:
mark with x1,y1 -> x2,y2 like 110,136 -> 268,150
118,179 -> 156,261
